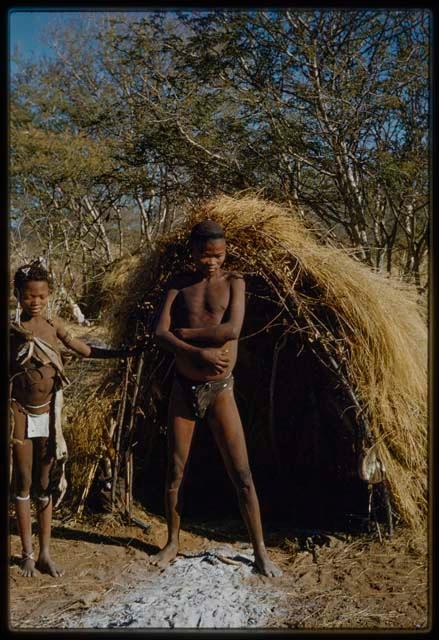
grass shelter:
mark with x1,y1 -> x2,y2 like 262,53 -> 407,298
66,195 -> 428,535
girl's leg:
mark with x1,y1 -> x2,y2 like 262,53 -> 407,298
150,380 -> 196,569
34,437 -> 64,577
11,404 -> 35,577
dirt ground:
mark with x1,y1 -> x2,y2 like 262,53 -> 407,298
8,503 -> 429,631
8,322 -> 430,631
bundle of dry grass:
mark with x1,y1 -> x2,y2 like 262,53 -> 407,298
96,194 -> 427,531
64,391 -> 117,507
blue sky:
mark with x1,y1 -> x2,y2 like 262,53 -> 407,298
8,9 -> 152,73
10,11 -> 77,67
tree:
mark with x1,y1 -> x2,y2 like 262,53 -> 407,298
168,10 -> 429,283
10,9 -> 429,295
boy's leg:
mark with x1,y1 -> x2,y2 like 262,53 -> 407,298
11,404 -> 35,577
150,380 -> 196,569
34,437 -> 64,577
208,389 -> 282,577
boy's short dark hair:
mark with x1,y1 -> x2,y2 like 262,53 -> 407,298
14,261 -> 51,294
190,220 -> 225,244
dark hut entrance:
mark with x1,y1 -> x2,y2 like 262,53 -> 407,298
132,275 -> 375,533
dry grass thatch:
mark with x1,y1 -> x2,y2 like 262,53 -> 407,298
93,194 -> 427,531
64,391 -> 117,505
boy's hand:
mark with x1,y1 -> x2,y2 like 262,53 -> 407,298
174,328 -> 189,340
197,347 -> 230,374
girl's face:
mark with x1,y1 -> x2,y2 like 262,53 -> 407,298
191,238 -> 226,277
19,280 -> 50,318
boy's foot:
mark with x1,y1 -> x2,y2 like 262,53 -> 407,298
254,551 -> 283,577
36,552 -> 64,577
150,543 -> 178,569
20,552 -> 36,577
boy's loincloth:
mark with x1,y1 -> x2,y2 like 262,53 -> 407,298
174,371 -> 234,420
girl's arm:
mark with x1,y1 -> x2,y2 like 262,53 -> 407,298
174,277 -> 245,345
52,318 -> 139,359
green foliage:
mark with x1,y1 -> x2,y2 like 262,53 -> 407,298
10,9 -> 429,292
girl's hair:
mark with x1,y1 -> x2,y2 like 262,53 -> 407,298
13,261 -> 51,294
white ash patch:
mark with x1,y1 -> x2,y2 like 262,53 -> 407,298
60,545 -> 287,629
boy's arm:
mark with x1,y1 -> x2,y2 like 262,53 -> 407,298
155,280 -> 232,374
52,318 -> 138,359
154,286 -> 205,360
175,276 -> 245,345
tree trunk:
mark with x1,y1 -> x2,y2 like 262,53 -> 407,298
83,196 -> 113,263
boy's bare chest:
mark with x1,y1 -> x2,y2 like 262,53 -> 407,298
179,278 -> 230,317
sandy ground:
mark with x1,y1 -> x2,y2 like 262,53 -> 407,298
8,322 -> 430,631
9,505 -> 429,631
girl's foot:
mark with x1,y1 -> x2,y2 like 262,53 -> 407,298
20,551 -> 36,577
150,542 -> 179,569
36,551 -> 64,577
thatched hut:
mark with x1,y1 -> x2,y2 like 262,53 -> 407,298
69,195 -> 427,534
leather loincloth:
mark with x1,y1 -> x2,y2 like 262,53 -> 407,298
10,321 -> 69,507
174,371 -> 234,420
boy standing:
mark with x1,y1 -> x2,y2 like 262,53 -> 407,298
152,220 -> 282,577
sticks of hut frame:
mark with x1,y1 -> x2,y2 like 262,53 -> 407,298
75,348 -> 151,529
111,358 -> 131,509
76,430 -> 109,516
124,450 -> 133,516
123,352 -> 145,519
73,345 -> 144,517
75,407 -> 118,515
76,417 -> 115,516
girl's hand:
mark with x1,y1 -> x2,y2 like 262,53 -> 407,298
124,344 -> 144,356
88,344 -> 144,359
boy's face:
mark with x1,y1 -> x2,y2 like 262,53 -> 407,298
19,280 -> 50,317
191,238 -> 226,277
